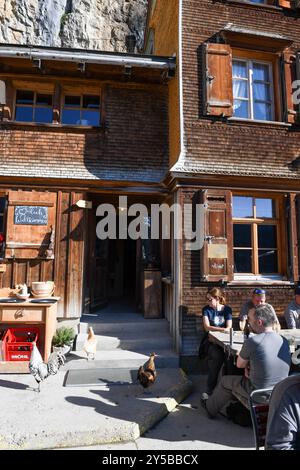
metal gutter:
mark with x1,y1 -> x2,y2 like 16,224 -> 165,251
0,44 -> 176,71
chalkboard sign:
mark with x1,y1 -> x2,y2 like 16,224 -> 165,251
14,206 -> 48,225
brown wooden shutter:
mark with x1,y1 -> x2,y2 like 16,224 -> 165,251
5,190 -> 57,259
282,51 -> 297,124
200,189 -> 233,282
203,43 -> 233,117
286,193 -> 299,283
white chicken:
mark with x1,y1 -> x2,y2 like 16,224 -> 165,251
29,342 -> 66,392
83,326 -> 98,360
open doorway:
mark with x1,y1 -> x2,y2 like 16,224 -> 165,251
85,194 -> 164,317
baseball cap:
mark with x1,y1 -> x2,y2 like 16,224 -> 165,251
295,286 -> 300,296
252,288 -> 266,295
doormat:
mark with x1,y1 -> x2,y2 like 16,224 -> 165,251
63,368 -> 139,387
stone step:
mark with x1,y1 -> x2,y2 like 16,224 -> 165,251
63,349 -> 180,370
80,314 -> 170,335
75,332 -> 173,351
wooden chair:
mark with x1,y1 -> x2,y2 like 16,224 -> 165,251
248,388 -> 273,450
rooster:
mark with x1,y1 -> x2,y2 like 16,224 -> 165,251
137,352 -> 157,388
83,326 -> 98,360
29,342 -> 65,392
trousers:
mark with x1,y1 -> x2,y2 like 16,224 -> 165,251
206,342 -> 225,394
206,374 -> 253,417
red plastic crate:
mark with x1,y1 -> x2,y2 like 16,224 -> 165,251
2,327 -> 39,361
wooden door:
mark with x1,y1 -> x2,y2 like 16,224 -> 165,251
89,211 -> 109,310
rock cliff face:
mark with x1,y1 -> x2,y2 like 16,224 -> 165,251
0,0 -> 147,52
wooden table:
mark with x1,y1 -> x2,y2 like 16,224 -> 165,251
0,297 -> 59,373
209,329 -> 300,357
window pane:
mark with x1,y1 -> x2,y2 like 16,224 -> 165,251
83,95 -> 100,109
258,225 -> 277,249
64,95 -> 81,107
36,94 -> 52,106
16,90 -> 34,105
35,107 -> 53,123
233,196 -> 253,218
81,110 -> 100,126
258,250 -> 278,273
15,106 -> 33,122
253,83 -> 271,101
233,61 -> 247,79
62,109 -> 81,125
233,79 -> 248,99
253,63 -> 270,82
233,100 -> 248,118
234,224 -> 252,247
234,250 -> 252,273
254,102 -> 271,121
0,198 -> 6,213
256,198 -> 275,218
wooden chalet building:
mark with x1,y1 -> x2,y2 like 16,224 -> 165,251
144,0 -> 300,358
0,44 -> 176,334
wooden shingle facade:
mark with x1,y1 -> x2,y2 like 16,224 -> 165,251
144,0 -> 300,356
0,45 -> 175,325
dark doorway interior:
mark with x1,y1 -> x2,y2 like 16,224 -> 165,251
88,213 -> 138,312
107,238 -> 136,300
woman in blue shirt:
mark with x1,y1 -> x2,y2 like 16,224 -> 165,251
201,287 -> 232,398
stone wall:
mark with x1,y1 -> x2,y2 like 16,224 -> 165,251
0,0 -> 147,52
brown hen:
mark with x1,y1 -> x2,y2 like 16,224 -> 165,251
137,352 -> 157,388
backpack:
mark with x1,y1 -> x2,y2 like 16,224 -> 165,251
226,400 -> 252,427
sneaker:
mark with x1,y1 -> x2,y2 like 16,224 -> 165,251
200,396 -> 214,419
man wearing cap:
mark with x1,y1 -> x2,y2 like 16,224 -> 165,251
284,287 -> 300,329
239,288 -> 280,332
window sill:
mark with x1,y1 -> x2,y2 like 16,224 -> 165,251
229,276 -> 294,286
227,117 -> 292,127
0,120 -> 103,132
226,0 -> 282,11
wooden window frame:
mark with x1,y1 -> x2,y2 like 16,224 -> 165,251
14,89 -> 54,124
233,58 -> 275,121
61,91 -> 101,127
232,49 -> 282,122
232,193 -> 286,279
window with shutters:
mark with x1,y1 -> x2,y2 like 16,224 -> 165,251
232,195 -> 285,279
204,42 -> 296,123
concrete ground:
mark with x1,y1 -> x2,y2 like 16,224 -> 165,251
0,367 -> 254,450
67,375 -> 255,451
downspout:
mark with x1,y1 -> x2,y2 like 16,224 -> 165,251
173,0 -> 185,355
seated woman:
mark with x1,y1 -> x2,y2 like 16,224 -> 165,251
201,287 -> 232,399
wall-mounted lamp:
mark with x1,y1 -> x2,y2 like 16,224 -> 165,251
76,200 -> 92,209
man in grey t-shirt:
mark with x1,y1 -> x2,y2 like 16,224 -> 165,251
201,304 -> 291,419
284,286 -> 300,329
265,375 -> 300,450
